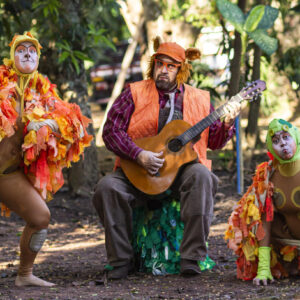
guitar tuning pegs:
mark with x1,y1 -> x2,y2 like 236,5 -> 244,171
253,93 -> 261,101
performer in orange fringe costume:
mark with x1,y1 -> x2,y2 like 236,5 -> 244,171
0,32 -> 92,286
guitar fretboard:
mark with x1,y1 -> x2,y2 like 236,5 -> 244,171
177,95 -> 240,146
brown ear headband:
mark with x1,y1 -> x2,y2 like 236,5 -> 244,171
185,48 -> 201,61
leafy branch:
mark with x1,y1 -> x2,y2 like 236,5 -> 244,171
216,0 -> 279,56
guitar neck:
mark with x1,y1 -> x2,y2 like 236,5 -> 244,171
177,95 -> 241,146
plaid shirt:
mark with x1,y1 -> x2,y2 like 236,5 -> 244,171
103,85 -> 235,160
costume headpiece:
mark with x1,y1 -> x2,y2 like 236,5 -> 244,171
146,36 -> 201,87
4,31 -> 42,76
266,118 -> 300,164
3,32 -> 42,117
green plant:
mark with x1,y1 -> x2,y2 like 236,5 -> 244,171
277,46 -> 300,92
216,0 -> 279,56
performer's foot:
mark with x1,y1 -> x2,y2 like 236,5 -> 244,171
180,259 -> 201,275
15,274 -> 55,287
106,262 -> 134,280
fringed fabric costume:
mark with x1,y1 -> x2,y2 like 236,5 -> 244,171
225,119 -> 300,281
0,34 -> 92,215
0,32 -> 92,287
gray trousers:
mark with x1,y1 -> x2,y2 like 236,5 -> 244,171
92,163 -> 218,267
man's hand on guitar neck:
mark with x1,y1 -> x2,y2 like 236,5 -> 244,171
223,101 -> 241,126
136,150 -> 165,176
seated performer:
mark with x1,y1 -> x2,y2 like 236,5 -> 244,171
92,36 -> 241,279
0,32 -> 92,286
225,118 -> 300,286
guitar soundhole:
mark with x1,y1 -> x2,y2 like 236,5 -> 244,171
168,138 -> 183,152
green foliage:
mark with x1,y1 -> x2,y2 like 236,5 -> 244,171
216,0 -> 279,56
0,0 -> 126,76
87,24 -> 116,51
216,0 -> 245,34
259,56 -> 282,116
160,0 -> 219,28
31,0 -> 121,74
32,0 -> 61,17
248,30 -> 278,56
162,0 -> 190,21
256,5 -> 279,30
56,40 -> 93,74
244,5 -> 265,32
189,61 -> 222,105
277,46 -> 300,91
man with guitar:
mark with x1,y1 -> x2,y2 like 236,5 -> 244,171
93,36 -> 241,279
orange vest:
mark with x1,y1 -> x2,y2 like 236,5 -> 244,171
115,79 -> 211,170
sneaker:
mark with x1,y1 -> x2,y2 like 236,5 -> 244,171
180,259 -> 201,275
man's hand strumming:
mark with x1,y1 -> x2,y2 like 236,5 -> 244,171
137,150 -> 165,176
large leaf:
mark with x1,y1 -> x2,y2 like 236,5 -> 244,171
216,0 -> 245,34
249,29 -> 278,55
257,5 -> 279,30
244,5 -> 265,32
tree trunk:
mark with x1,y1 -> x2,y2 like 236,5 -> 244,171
245,44 -> 262,147
244,0 -> 263,169
227,0 -> 247,194
66,72 -> 99,197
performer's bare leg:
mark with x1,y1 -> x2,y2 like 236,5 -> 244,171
0,171 -> 55,286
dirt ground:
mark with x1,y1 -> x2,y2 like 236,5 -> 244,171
1,144 -> 300,300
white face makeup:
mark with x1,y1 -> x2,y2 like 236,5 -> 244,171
272,130 -> 297,160
14,41 -> 38,74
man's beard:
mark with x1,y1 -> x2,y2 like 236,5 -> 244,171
155,76 -> 176,91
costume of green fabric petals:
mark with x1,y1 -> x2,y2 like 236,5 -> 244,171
132,199 -> 216,275
266,118 -> 300,164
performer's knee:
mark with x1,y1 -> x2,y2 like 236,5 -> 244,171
92,175 -> 112,206
28,207 -> 51,230
194,164 -> 218,190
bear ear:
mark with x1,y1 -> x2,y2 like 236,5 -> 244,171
153,36 -> 162,52
185,48 -> 201,61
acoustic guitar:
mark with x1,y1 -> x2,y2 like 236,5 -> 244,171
120,80 -> 266,195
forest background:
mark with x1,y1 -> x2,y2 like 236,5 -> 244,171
0,0 -> 299,299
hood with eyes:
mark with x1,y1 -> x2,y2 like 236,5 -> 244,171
266,118 -> 300,164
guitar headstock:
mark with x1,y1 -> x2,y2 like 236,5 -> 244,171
237,80 -> 266,102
